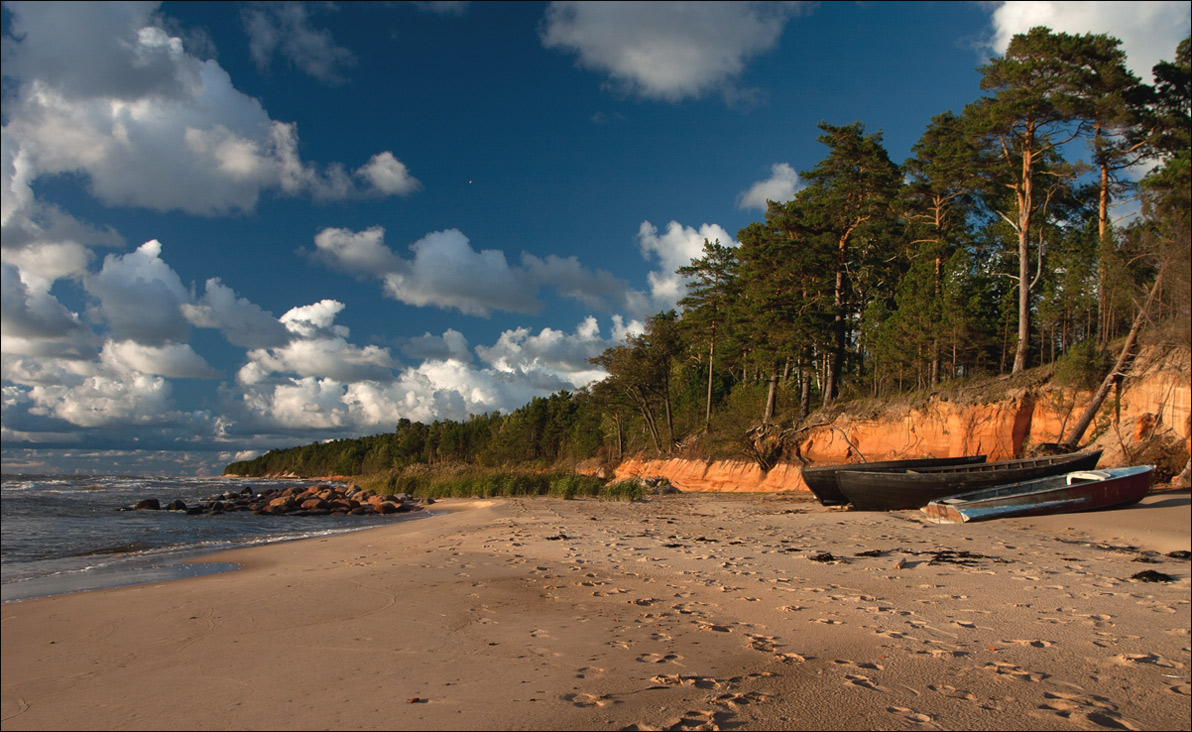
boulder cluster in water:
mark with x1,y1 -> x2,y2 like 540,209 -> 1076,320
125,484 -> 430,517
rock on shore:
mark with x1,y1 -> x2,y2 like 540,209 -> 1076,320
125,484 -> 430,517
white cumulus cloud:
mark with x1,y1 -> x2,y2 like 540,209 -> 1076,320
540,1 -> 809,103
105,340 -> 220,379
312,226 -> 541,316
0,263 -> 89,343
1,1 -> 412,218
84,240 -> 192,346
6,352 -> 185,431
636,220 -> 736,311
229,316 -> 632,435
357,152 -> 422,196
242,299 -> 399,385
311,226 -> 405,276
312,225 -> 661,318
399,329 -> 474,363
382,230 -> 540,316
182,278 -> 291,349
476,316 -> 619,386
736,162 -> 800,210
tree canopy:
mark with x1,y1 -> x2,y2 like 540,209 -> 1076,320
229,29 -> 1190,478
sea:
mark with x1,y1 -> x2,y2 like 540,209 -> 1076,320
1,474 -> 429,604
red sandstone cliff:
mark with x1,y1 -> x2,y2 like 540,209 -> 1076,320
605,346 -> 1191,494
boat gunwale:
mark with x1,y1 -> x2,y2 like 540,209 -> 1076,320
838,450 -> 1105,511
922,464 -> 1155,523
800,455 -> 988,506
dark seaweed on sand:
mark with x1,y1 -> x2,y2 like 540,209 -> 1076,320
1131,569 -> 1177,582
917,549 -> 1011,566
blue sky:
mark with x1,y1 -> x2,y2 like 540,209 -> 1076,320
3,1 -> 1188,475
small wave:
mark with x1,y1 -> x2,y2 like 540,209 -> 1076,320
74,541 -> 153,557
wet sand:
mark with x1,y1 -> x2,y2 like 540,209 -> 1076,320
2,490 -> 1189,730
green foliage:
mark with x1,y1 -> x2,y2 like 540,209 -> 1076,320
354,467 -> 634,501
1052,340 -> 1111,390
226,30 -> 1189,478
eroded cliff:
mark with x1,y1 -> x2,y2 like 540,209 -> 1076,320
607,346 -> 1191,494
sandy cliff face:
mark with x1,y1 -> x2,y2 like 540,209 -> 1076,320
610,346 -> 1191,494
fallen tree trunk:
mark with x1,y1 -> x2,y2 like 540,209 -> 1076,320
1060,272 -> 1164,451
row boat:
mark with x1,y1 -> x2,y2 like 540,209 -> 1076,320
922,464 -> 1154,523
837,450 -> 1104,511
800,455 -> 987,506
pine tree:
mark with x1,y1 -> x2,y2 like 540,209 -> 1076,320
902,111 -> 981,384
677,239 -> 739,431
967,27 -> 1094,374
798,121 -> 902,404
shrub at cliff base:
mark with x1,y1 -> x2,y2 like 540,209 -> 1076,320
354,467 -> 641,501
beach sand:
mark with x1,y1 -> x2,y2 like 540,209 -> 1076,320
2,489 -> 1189,731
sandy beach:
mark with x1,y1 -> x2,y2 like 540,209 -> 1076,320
2,489 -> 1189,731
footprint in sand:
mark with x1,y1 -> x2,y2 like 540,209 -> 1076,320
1135,600 -> 1177,614
712,690 -> 769,708
561,692 -> 613,708
1037,691 -> 1140,731
836,659 -> 885,671
983,661 -> 1048,682
654,709 -> 734,731
636,652 -> 682,664
699,623 -> 733,633
844,673 -> 887,693
746,634 -> 779,653
886,706 -> 940,729
928,684 -> 976,701
650,674 -> 723,690
574,666 -> 604,679
1004,639 -> 1055,648
1114,652 -> 1184,668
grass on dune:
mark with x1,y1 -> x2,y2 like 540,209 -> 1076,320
354,466 -> 645,501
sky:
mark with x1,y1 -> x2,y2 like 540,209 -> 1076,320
2,1 -> 1189,476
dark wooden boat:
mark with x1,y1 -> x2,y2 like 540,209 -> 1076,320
837,449 -> 1104,511
922,464 -> 1154,523
800,455 -> 987,506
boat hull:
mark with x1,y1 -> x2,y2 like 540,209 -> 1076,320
922,465 -> 1154,523
838,450 -> 1104,511
801,455 -> 987,506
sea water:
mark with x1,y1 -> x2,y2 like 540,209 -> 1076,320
1,474 -> 426,603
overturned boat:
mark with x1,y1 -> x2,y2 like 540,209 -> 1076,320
800,455 -> 987,506
837,450 -> 1104,511
922,464 -> 1154,523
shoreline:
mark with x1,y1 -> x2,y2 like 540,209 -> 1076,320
3,492 -> 1188,730
1,508 -> 442,605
